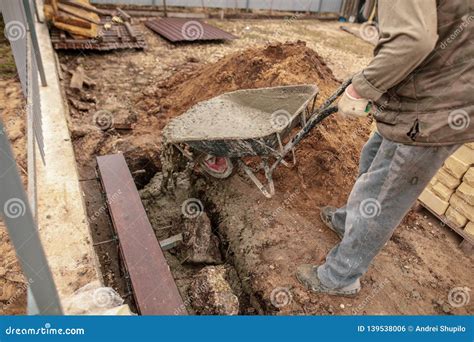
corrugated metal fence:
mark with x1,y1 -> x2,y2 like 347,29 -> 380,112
92,0 -> 344,13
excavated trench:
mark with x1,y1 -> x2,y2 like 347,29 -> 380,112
197,183 -> 291,314
139,169 -> 262,314
200,196 -> 262,313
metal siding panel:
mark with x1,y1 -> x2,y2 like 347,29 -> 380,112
91,0 -> 343,12
320,0 -> 343,12
145,18 -> 237,41
169,0 -> 202,6
93,0 -> 154,5
309,0 -> 322,12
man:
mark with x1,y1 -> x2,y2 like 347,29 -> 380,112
297,0 -> 473,296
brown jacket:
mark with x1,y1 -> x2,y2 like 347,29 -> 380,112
352,0 -> 474,146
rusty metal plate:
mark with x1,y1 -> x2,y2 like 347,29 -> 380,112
145,18 -> 237,42
50,19 -> 147,51
97,153 -> 186,315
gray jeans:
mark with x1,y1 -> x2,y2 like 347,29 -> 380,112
317,132 -> 460,288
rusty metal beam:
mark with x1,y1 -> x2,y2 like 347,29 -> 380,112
97,153 -> 186,315
145,18 -> 237,42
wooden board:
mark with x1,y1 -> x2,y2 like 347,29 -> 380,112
97,153 -> 186,315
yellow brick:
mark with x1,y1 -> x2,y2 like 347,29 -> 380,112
463,167 -> 474,187
445,206 -> 468,229
419,188 -> 450,216
435,168 -> 462,189
466,142 -> 474,150
431,181 -> 454,202
452,145 -> 474,165
456,182 -> 474,205
444,155 -> 470,179
449,194 -> 474,222
465,221 -> 474,237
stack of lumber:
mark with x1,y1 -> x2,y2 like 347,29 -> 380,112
419,143 -> 474,239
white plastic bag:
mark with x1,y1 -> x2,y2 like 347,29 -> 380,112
63,280 -> 133,315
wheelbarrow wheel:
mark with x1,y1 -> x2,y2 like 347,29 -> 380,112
199,156 -> 234,179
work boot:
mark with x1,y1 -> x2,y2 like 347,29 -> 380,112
296,264 -> 360,297
320,206 -> 344,239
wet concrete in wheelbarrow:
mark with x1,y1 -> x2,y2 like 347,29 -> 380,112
163,85 -> 317,143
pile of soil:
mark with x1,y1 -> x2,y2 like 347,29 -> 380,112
156,41 -> 340,120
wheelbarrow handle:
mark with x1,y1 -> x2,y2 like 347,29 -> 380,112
270,79 -> 352,173
315,77 -> 353,114
293,77 -> 353,143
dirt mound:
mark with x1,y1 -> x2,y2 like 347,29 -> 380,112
157,41 -> 340,120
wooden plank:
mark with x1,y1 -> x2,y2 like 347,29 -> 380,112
124,22 -> 137,42
160,233 -> 183,251
55,12 -> 92,29
59,0 -> 112,16
116,8 -> 131,21
97,153 -> 186,315
57,3 -> 101,25
70,66 -> 85,89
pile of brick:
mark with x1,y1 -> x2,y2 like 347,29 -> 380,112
419,143 -> 474,238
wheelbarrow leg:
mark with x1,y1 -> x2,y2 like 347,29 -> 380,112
262,158 -> 275,196
276,133 -> 297,169
238,159 -> 275,199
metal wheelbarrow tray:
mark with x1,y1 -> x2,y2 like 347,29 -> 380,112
163,80 -> 350,198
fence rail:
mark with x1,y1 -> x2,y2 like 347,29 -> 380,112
91,0 -> 344,13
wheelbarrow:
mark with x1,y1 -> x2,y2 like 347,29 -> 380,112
162,79 -> 352,198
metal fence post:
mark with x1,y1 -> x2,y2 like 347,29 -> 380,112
163,0 -> 168,17
0,118 -> 62,315
22,0 -> 47,86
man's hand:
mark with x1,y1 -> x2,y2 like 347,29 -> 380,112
338,84 -> 370,118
